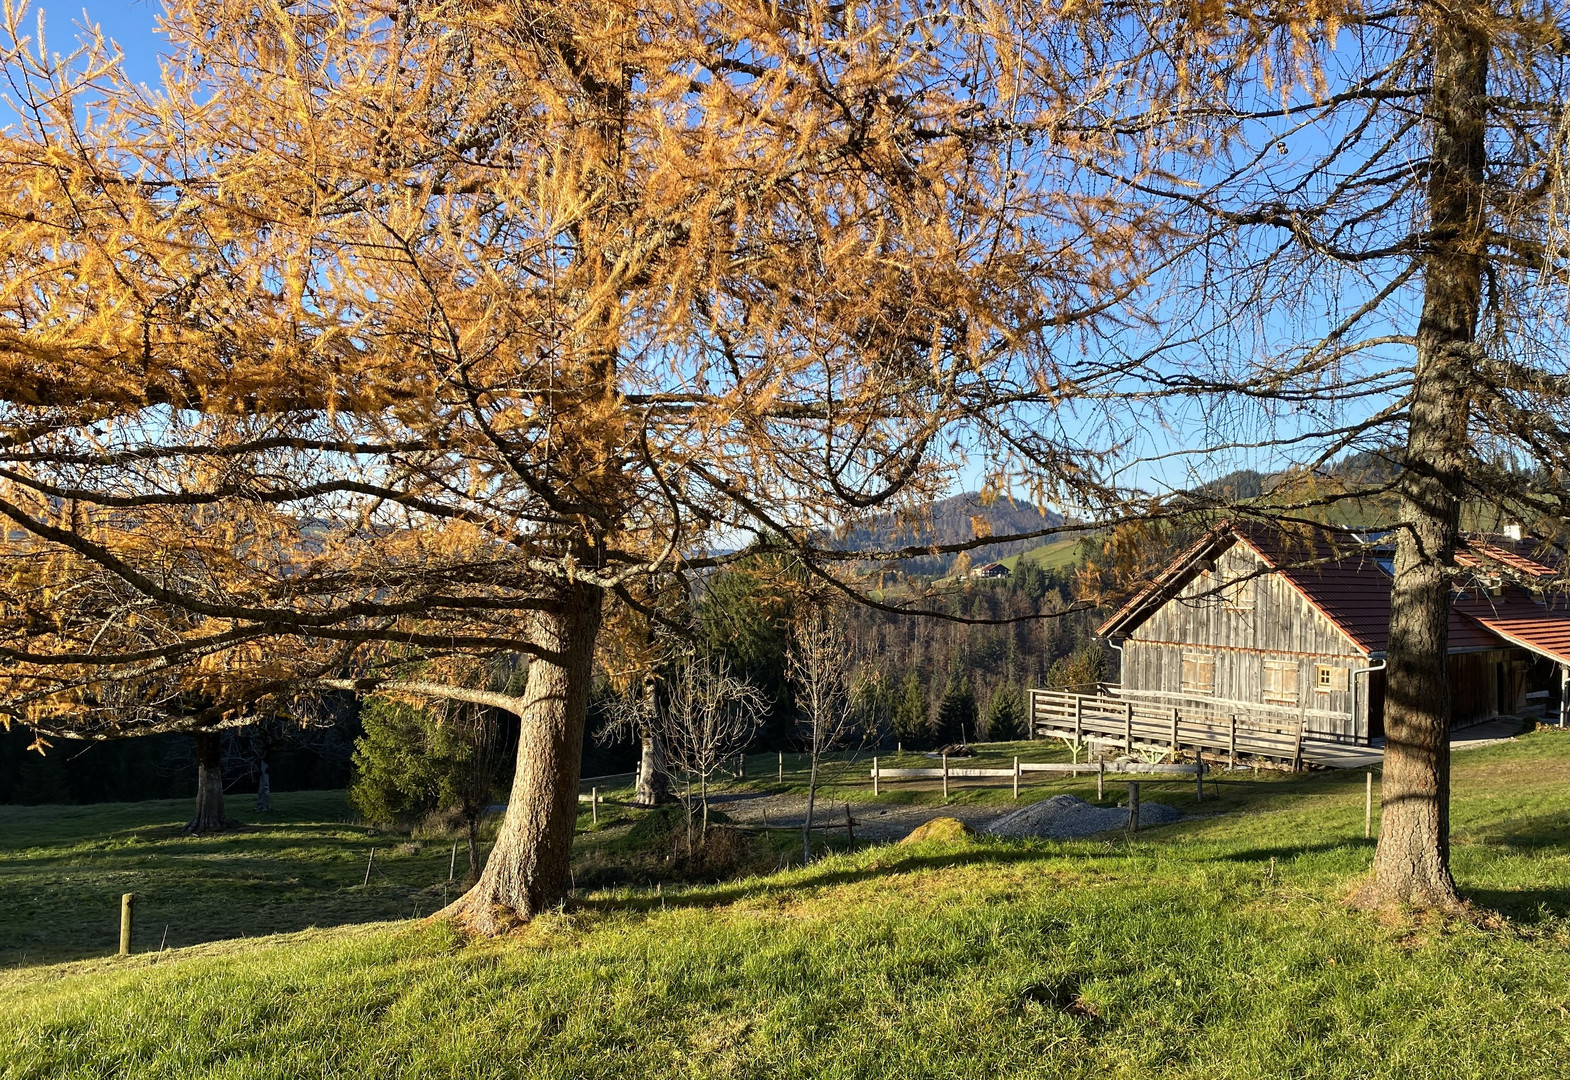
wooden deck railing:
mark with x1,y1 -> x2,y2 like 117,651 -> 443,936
1026,686 -> 1355,768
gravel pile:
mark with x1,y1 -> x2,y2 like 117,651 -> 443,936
983,794 -> 1182,839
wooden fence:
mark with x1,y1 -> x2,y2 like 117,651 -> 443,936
1027,687 -> 1326,768
868,754 -> 1203,800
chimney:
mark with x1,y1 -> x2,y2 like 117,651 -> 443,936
1504,522 -> 1522,542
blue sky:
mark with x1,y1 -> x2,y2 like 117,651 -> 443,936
42,1 -> 164,85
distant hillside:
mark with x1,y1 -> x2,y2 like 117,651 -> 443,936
836,493 -> 1066,576
999,535 -> 1092,573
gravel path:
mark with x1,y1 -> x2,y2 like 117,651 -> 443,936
705,790 -> 1181,841
984,794 -> 1181,838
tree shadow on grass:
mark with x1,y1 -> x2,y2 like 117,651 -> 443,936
1457,885 -> 1570,925
1458,810 -> 1570,853
1215,839 -> 1376,863
573,843 -> 1117,917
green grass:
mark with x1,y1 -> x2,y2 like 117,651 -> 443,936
4,734 -> 1570,1078
1000,537 -> 1086,572
0,792 -> 463,967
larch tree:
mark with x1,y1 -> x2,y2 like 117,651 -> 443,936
1097,0 -> 1570,908
0,0 -> 1354,930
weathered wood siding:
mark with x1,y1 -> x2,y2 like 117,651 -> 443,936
1448,650 -> 1525,722
1122,541 -> 1370,740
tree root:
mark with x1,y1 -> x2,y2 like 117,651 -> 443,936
1347,875 -> 1483,924
181,815 -> 238,836
432,887 -> 533,938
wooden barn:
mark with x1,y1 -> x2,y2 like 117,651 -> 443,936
1096,523 -> 1570,745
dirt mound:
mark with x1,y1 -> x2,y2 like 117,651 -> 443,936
984,794 -> 1182,839
901,817 -> 976,844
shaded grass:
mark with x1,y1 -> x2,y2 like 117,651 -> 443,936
0,792 -> 461,967
2,733 -> 1569,1078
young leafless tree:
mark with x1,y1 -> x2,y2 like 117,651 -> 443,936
787,606 -> 861,864
640,653 -> 768,851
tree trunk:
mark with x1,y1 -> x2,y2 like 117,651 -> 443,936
441,585 -> 602,933
635,729 -> 669,805
185,731 -> 235,834
802,733 -> 820,864
255,758 -> 271,812
1367,5 -> 1486,910
699,773 -> 709,848
466,814 -> 481,886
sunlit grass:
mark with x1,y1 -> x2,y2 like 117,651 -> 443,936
3,733 -> 1568,1078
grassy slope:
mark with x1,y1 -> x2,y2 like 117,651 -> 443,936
3,735 -> 1570,1079
999,537 -> 1084,572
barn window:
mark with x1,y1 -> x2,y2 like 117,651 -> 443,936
1315,665 -> 1349,692
1262,661 -> 1298,705
1182,653 -> 1216,695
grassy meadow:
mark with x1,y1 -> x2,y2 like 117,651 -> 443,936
3,732 -> 1569,1078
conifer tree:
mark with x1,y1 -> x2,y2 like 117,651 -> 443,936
984,682 -> 1026,742
934,675 -> 978,747
892,673 -> 932,750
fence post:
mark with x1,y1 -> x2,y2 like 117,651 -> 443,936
845,804 -> 855,845
1170,706 -> 1180,761
873,757 -> 879,797
1074,695 -> 1083,745
119,893 -> 134,957
942,754 -> 949,798
449,843 -> 458,883
737,753 -> 746,779
1292,722 -> 1305,773
592,787 -> 598,825
1013,756 -> 1020,799
1229,713 -> 1237,769
778,751 -> 783,783
1028,689 -> 1036,739
1124,700 -> 1134,753
1097,759 -> 1104,801
363,848 -> 375,887
1127,782 -> 1140,833
1365,771 -> 1373,839
1195,758 -> 1203,802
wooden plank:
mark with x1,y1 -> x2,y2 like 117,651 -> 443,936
869,761 -> 1199,780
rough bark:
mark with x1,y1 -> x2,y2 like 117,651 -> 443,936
634,729 -> 670,806
441,584 -> 603,933
185,730 -> 236,834
1366,5 -> 1486,910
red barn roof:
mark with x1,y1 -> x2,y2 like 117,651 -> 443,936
1097,521 -> 1564,658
